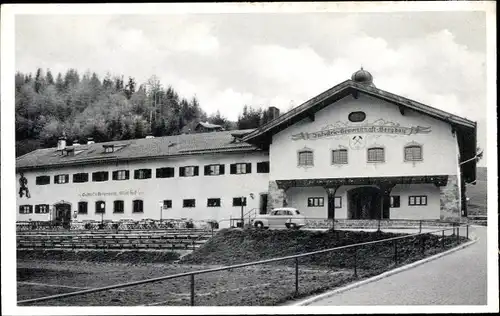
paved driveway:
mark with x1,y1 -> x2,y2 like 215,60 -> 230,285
307,225 -> 488,305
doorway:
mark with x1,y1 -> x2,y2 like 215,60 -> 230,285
54,203 -> 72,228
347,187 -> 382,219
259,193 -> 268,214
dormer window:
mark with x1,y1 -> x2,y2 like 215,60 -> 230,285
103,145 -> 114,153
102,144 -> 126,153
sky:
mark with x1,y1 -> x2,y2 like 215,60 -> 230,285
14,8 -> 490,165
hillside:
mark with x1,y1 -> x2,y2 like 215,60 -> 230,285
467,166 -> 487,215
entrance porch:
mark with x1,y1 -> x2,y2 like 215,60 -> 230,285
268,175 -> 452,221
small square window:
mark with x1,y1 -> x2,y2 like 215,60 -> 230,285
205,164 -> 224,176
78,201 -> 88,214
113,170 -> 129,181
92,171 -> 109,182
114,200 -> 124,213
163,200 -> 172,209
95,201 -> 106,213
156,167 -> 175,178
332,149 -> 348,164
36,176 -> 50,185
298,151 -> 314,166
134,169 -> 152,180
207,198 -> 221,207
19,205 -> 33,214
307,197 -> 324,207
133,200 -> 144,213
334,197 -> 342,208
232,197 -> 247,207
257,161 -> 270,173
367,147 -> 385,162
73,173 -> 89,183
390,196 -> 400,208
35,204 -> 50,214
183,199 -> 196,208
54,174 -> 69,184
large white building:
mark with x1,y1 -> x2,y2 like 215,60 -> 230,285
16,69 -> 477,227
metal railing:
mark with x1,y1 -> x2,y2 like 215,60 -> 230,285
18,223 -> 470,306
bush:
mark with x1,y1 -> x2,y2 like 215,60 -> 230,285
185,221 -> 194,229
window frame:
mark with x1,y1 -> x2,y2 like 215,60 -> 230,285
19,205 -> 33,214
331,149 -> 348,164
256,161 -> 270,173
307,197 -> 325,207
78,201 -> 88,214
92,171 -> 109,182
180,166 -> 199,177
113,200 -> 125,213
156,167 -> 175,178
35,175 -> 50,185
183,199 -> 196,208
73,173 -> 89,183
132,199 -> 144,213
334,196 -> 342,208
54,174 -> 69,184
112,170 -> 130,181
390,196 -> 401,208
404,144 -> 423,162
367,147 -> 385,163
163,200 -> 172,209
95,200 -> 106,213
207,198 -> 221,207
232,197 -> 247,207
408,195 -> 428,206
35,204 -> 50,214
134,169 -> 152,180
204,164 -> 225,176
297,149 -> 314,167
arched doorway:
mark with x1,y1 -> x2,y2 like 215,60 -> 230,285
347,187 -> 382,219
54,202 -> 72,228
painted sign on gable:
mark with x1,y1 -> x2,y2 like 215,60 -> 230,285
291,119 -> 431,141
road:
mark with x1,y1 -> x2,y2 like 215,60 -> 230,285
307,225 -> 488,305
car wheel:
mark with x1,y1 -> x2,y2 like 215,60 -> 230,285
254,221 -> 264,229
288,223 -> 297,230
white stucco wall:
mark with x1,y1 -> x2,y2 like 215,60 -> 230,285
16,151 -> 270,226
269,94 -> 460,181
389,184 -> 440,220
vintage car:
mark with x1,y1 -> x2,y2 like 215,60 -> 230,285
252,207 -> 306,229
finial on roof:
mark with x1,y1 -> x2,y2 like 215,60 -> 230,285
351,67 -> 375,87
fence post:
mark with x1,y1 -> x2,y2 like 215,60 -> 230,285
295,257 -> 299,296
441,230 -> 445,250
377,219 -> 381,232
456,225 -> 460,245
466,224 -> 469,239
190,274 -> 195,306
419,221 -> 422,233
393,239 -> 398,265
353,248 -> 358,278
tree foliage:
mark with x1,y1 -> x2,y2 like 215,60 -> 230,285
15,68 -> 273,156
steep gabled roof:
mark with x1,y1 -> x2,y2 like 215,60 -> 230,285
242,79 -> 477,183
16,129 -> 258,171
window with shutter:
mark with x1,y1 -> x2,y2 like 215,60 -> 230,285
114,200 -> 124,213
78,201 -> 88,214
257,161 -> 270,173
54,174 -> 69,184
19,205 -> 33,214
156,167 -> 175,178
92,171 -> 109,182
35,204 -> 50,214
113,170 -> 129,180
132,200 -> 144,213
205,164 -> 224,176
232,163 -> 249,174
36,176 -> 50,185
73,173 -> 89,183
134,169 -> 152,179
180,166 -> 197,177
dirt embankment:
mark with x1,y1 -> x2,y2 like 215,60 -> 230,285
180,228 -> 466,270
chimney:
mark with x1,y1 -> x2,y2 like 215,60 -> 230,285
57,137 -> 66,150
267,106 -> 280,121
87,137 -> 95,145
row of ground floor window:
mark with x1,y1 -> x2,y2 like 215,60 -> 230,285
19,194 -> 429,215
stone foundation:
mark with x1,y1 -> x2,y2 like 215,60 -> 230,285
439,175 -> 461,221
267,181 -> 286,212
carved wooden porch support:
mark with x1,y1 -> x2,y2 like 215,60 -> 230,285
324,185 -> 341,220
